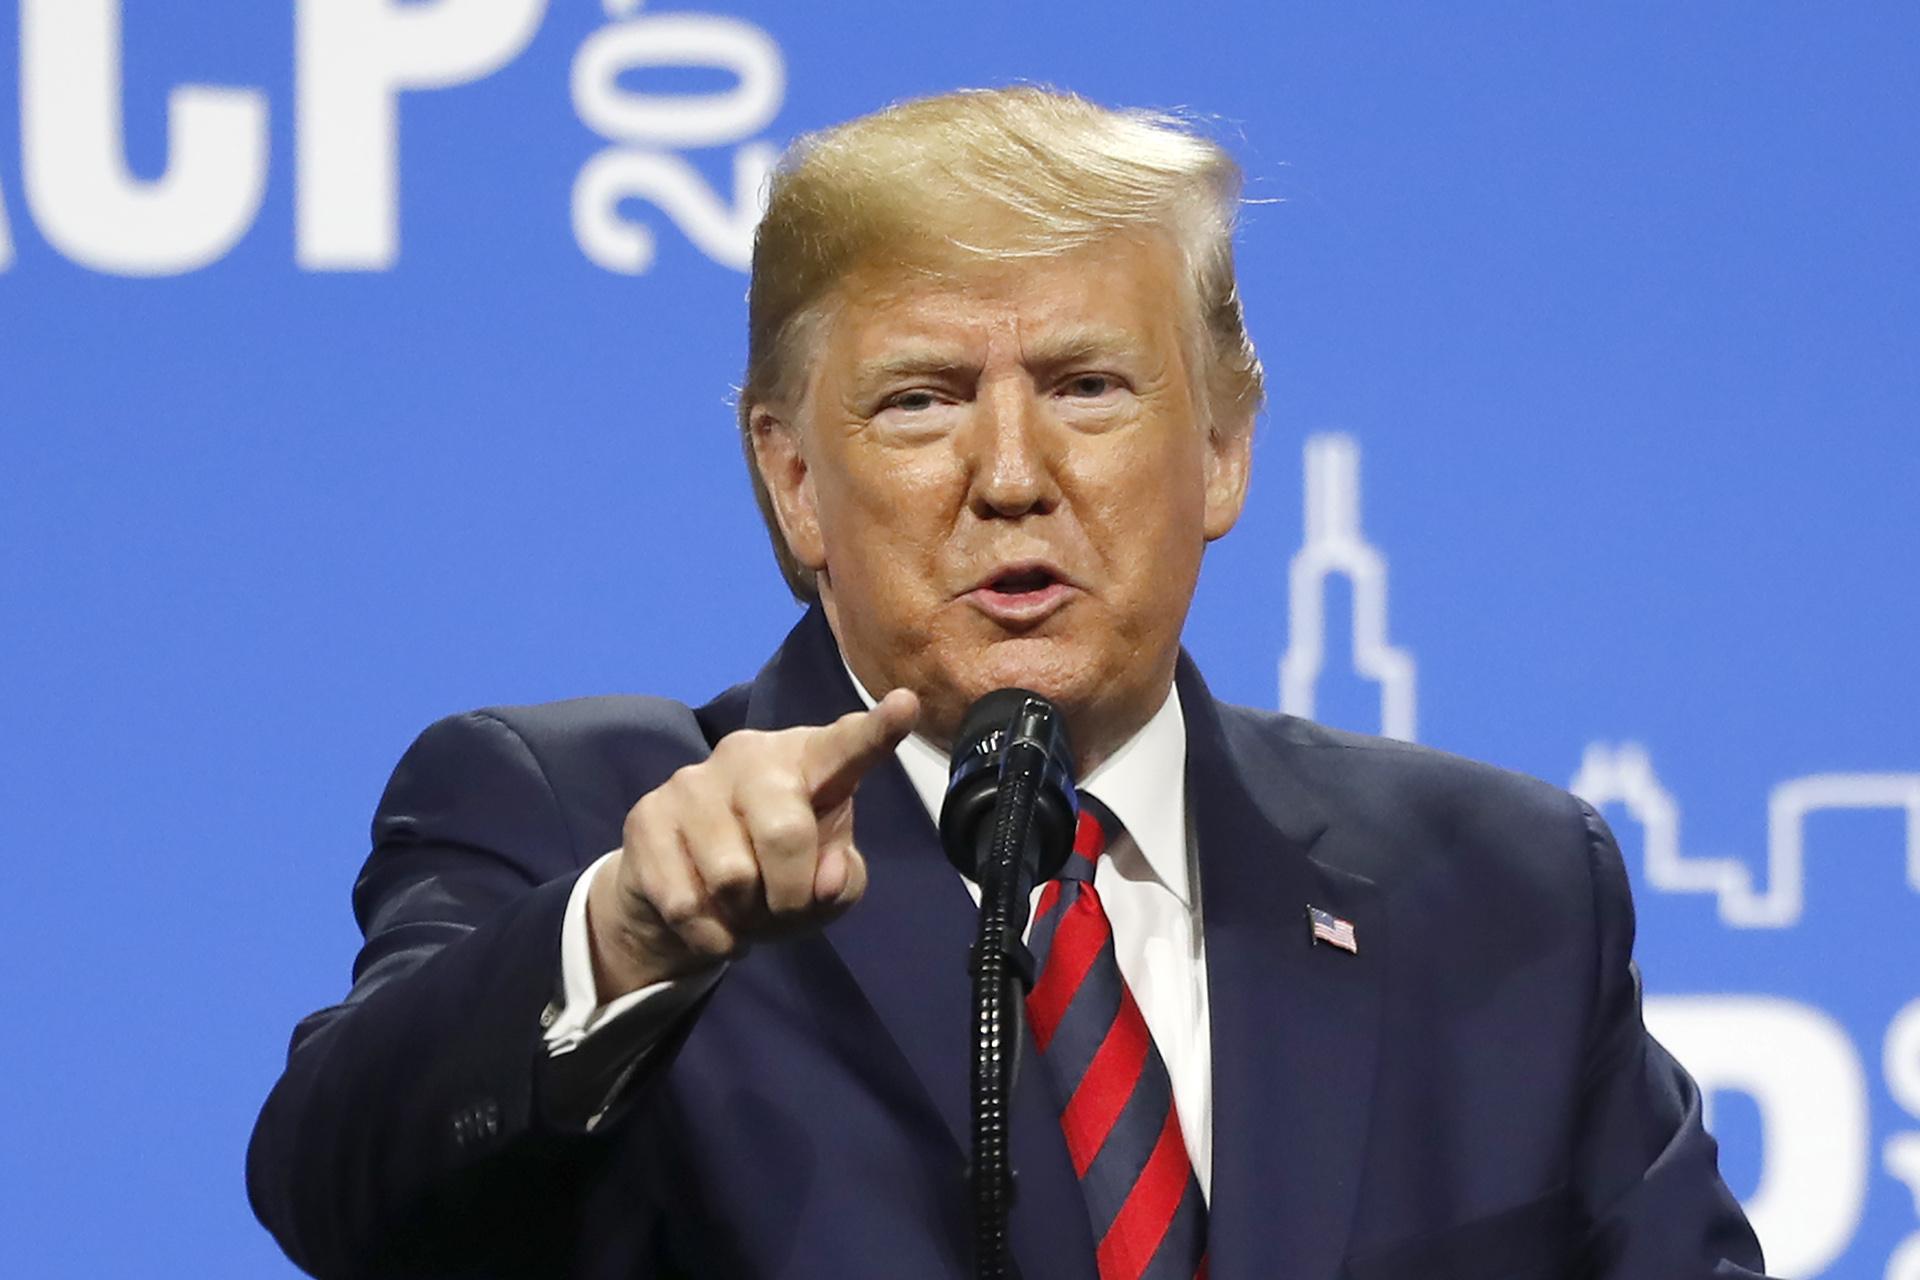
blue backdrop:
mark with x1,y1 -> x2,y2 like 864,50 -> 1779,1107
1,4 -> 1915,1276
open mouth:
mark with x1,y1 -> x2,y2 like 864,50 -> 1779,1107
989,567 -> 1058,596
967,563 -> 1074,624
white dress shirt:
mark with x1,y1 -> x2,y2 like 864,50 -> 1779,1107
542,675 -> 1213,1197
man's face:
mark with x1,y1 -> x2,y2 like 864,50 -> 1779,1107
752,231 -> 1251,766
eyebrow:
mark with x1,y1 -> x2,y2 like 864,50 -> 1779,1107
850,327 -> 1147,394
851,351 -> 980,393
1020,326 -> 1146,373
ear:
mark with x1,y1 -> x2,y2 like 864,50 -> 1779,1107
1202,417 -> 1253,541
748,404 -> 828,571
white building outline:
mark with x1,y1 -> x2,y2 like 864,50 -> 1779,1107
1571,745 -> 1920,928
1278,432 -> 1920,928
1278,433 -> 1418,742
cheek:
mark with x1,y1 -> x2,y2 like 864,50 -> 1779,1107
1081,437 -> 1208,546
814,441 -> 966,583
841,447 -> 963,528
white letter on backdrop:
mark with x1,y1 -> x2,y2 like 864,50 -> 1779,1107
19,0 -> 268,276
1646,995 -> 1868,1278
571,14 -> 782,149
1884,999 -> 1920,1280
572,144 -> 775,275
1891,1235 -> 1920,1280
296,0 -> 548,270
1888,997 -> 1920,1122
569,12 -> 783,274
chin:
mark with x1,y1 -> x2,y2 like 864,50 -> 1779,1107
955,635 -> 1101,710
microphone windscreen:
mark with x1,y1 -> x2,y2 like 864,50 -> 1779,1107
949,687 -> 1052,783
939,688 -> 1077,884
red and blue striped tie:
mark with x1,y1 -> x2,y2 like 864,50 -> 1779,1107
1025,793 -> 1209,1280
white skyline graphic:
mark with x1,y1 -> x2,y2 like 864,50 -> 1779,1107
1570,747 -> 1920,928
1278,433 -> 1418,742
1280,432 -> 1920,929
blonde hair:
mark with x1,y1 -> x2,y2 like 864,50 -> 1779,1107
740,85 -> 1265,600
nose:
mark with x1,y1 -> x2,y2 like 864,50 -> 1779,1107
966,377 -> 1059,520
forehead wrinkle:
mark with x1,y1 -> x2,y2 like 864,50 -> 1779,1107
824,241 -> 1182,409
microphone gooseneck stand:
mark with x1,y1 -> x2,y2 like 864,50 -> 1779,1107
938,691 -> 1076,1280
967,729 -> 1045,1280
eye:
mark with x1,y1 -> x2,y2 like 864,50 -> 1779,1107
870,386 -> 964,442
1058,372 -> 1121,398
886,389 -> 943,412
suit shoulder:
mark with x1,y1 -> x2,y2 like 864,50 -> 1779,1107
462,692 -> 699,747
391,685 -> 752,851
444,680 -> 753,759
1216,702 -> 1591,863
455,685 -> 752,788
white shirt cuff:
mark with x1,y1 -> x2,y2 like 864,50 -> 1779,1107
543,849 -> 724,1058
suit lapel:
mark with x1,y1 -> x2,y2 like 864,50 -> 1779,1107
1180,656 -> 1384,1280
744,609 -> 1097,1280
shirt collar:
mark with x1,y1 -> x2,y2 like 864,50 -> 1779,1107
841,657 -> 1191,908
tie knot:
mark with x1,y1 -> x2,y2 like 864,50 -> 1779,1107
1062,791 -> 1117,883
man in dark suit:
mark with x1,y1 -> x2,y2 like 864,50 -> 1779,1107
249,87 -> 1769,1278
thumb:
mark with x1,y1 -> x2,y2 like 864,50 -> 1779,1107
812,843 -> 869,908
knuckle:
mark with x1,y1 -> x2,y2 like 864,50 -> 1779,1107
653,890 -> 704,928
630,787 -> 680,834
626,852 -> 668,901
623,796 -> 653,840
677,764 -> 734,811
739,769 -> 807,813
757,814 -> 816,856
744,809 -> 814,859
711,729 -> 767,765
684,921 -> 737,959
703,855 -> 759,896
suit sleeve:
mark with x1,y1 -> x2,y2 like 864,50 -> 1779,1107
246,711 -> 681,1278
1570,800 -> 1775,1278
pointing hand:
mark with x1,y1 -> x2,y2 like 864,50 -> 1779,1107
586,689 -> 921,996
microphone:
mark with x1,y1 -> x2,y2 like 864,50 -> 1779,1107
938,687 -> 1078,888
938,688 -> 1079,1280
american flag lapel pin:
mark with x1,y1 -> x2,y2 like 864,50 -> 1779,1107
1307,905 -> 1359,955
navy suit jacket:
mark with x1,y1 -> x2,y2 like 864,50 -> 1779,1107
249,607 -> 1768,1279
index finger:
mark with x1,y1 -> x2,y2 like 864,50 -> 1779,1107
802,688 -> 921,811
